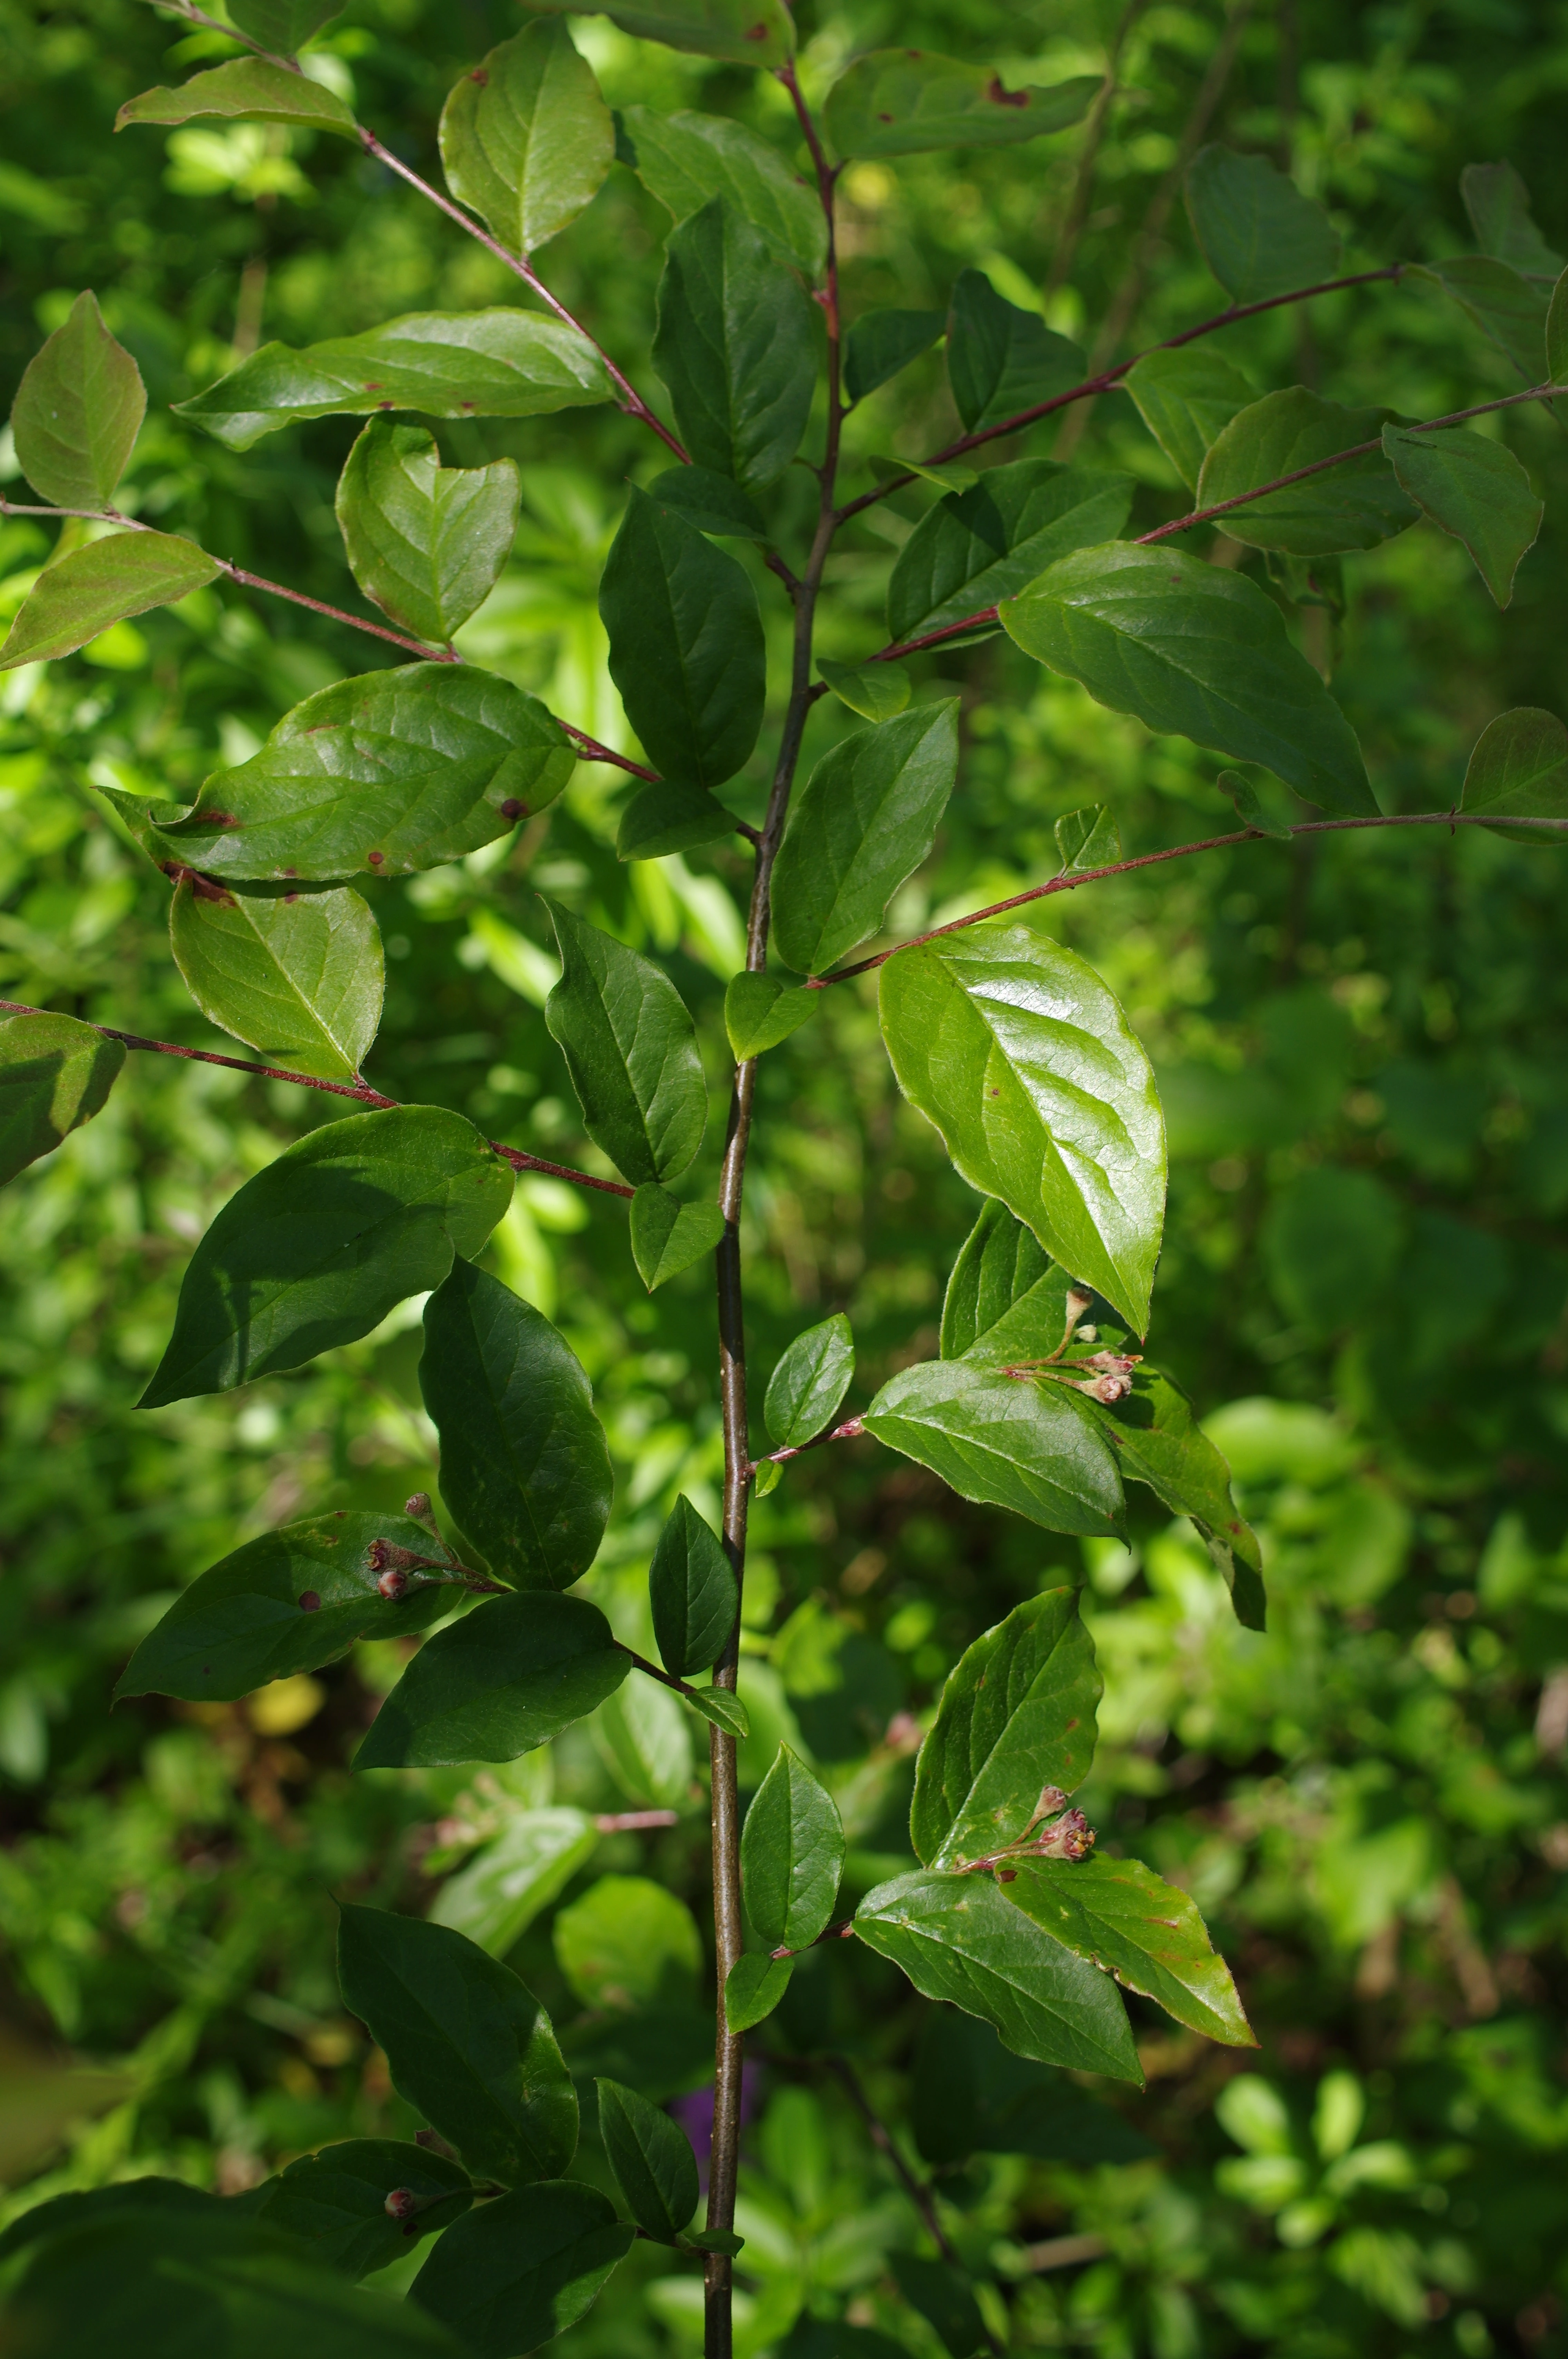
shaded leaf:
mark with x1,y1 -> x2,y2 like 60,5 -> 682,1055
1195,389 -> 1416,555
724,969 -> 822,1059
595,2079 -> 698,2243
1219,768 -> 1292,839
1006,1854 -> 1256,2046
1462,159 -> 1564,276
643,462 -> 766,541
1185,144 -> 1339,305
1083,1368 -> 1265,1627
912,2005 -> 1156,2165
0,1010 -> 123,1185
1123,343 -> 1255,490
260,2141 -> 471,2279
1416,256 -> 1547,381
440,22 -> 611,256
600,487 -> 765,787
825,52 -> 1098,160
0,529 -> 219,670
863,1358 -> 1123,1536
10,289 -> 145,508
741,1744 -> 844,1948
357,1590 -> 628,1768
336,421 -> 519,644
116,56 -> 358,136
431,1808 -> 599,1955
1056,804 -> 1120,872
724,1953 -> 793,2032
226,0 -> 343,53
1460,706 -> 1568,845
887,457 -> 1132,645
543,896 -> 707,1184
653,196 -> 816,493
412,2182 -> 632,2359
555,1874 -> 703,2010
621,104 -> 824,276
844,307 -> 944,404
593,1676 -> 691,1809
616,777 -> 735,861
519,0 -> 794,68
1382,422 -> 1542,606
874,453 -> 980,496
817,657 -> 911,722
889,2255 -> 989,2359
169,873 -> 383,1081
946,268 -> 1086,433
649,1495 -> 737,1676
630,1185 -> 726,1288
764,1314 -> 855,1448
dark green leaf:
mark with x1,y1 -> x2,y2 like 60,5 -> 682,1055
336,422 -> 519,645
412,2182 -> 632,2359
1195,389 -> 1416,554
543,895 -> 707,1184
1415,256 -> 1547,380
420,1259 -> 613,1587
260,2140 -> 472,2277
1005,1854 -> 1256,2046
630,1185 -> 727,1288
649,1494 -> 737,1676
1122,343 -> 1256,490
824,53 -> 1098,160
225,0 -> 343,54
741,1743 -> 844,1948
946,269 -> 1086,433
519,0 -> 794,67
599,486 -> 765,787
338,1905 -> 577,2184
771,700 -> 959,976
864,1358 -> 1124,1536
912,2005 -> 1156,2165
116,56 -> 358,136
877,920 -> 1167,1331
595,2078 -> 699,2242
889,2254 -> 989,2359
439,21 -> 612,254
643,463 -> 767,542
616,777 -> 735,860
1460,705 -> 1568,843
681,1683 -> 749,1739
940,1196 -> 1056,1360
1055,803 -> 1120,872
175,309 -> 609,451
142,1105 -> 512,1406
764,1313 -> 855,1448
1001,543 -> 1374,815
10,289 -> 145,507
1382,422 -> 1542,606
1462,160 -> 1564,274
555,1872 -> 703,2009
887,458 -> 1132,645
357,1589 -> 629,1768
844,307 -> 944,404
169,873 -> 383,1081
1218,768 -> 1292,839
853,1868 -> 1141,2079
817,657 -> 911,722
0,529 -> 219,670
114,1510 -> 454,1702
1083,1368 -> 1265,1628
620,105 -> 824,276
653,196 -> 816,493
723,1952 -> 793,2032
432,1807 -> 599,1956
1547,266 -> 1568,385
1184,144 -> 1339,305
0,1010 -> 123,1185
874,453 -> 980,496
724,969 -> 822,1059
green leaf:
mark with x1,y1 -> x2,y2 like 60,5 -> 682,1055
0,529 -> 219,670
877,920 -> 1167,1331
555,1873 -> 703,2009
853,1868 -> 1141,2079
616,778 -> 735,860
0,2181 -> 225,2266
771,701 -> 960,976
764,1314 -> 855,1448
643,463 -> 767,542
1055,803 -> 1120,873
724,969 -> 822,1059
844,307 -> 944,404
600,486 -> 765,787
431,1807 -> 599,1955
420,1259 -> 613,1588
0,1010 -> 123,1185
116,56 -> 358,136
1460,706 -> 1568,844
1381,422 -> 1542,607
649,1494 -> 737,1675
1085,1367 -> 1265,1624
887,458 -> 1133,647
1218,768 -> 1292,839
1415,256 -> 1547,381
358,1589 -> 629,1768
260,2140 -> 472,2278
912,2005 -> 1156,2165
653,196 -> 817,494
337,1904 -> 578,2185
946,268 -> 1087,433
890,2255 -> 990,2359
595,2078 -> 699,2243
225,0 -> 343,54
741,1744 -> 845,1948
142,1105 -> 512,1406
620,104 -> 825,276
543,896 -> 708,1184
1184,144 -> 1339,305
152,664 -> 573,882
1547,269 -> 1568,386
874,453 -> 980,496
864,1358 -> 1124,1536
412,2182 -> 632,2359
910,1588 -> 1100,1870
1194,389 -> 1417,556
174,309 -> 609,451
1123,345 -> 1258,491
824,53 -> 1098,160
723,1952 -> 793,2032
519,0 -> 793,67
336,422 -> 519,645
169,873 -> 383,1081
817,657 -> 911,722
593,1676 -> 692,1808
752,1458 -> 782,1497
1462,159 -> 1564,276
439,22 -> 612,256
10,289 -> 145,508
940,1196 -> 1054,1360
114,1510 -> 454,1702
682,2227 -> 745,2258
681,1683 -> 749,1739
1001,543 -> 1374,815
1006,1854 -> 1256,2046
630,1185 -> 726,1288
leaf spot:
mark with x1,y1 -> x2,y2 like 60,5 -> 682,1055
469,66 -> 488,81
367,850 -> 386,865
987,73 -> 1029,107
299,1590 -> 321,1612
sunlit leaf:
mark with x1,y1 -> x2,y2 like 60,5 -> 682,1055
764,1314 -> 855,1448
116,57 -> 358,136
1005,1853 -> 1257,2046
864,1357 -> 1124,1535
824,53 -> 1098,160
169,873 -> 383,1081
336,421 -> 520,644
10,289 -> 145,508
519,0 -> 794,69
543,896 -> 708,1184
741,1744 -> 844,1948
0,529 -> 218,670
620,104 -> 824,276
439,22 -> 613,255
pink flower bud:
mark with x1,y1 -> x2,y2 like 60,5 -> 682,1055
405,1493 -> 433,1521
384,2187 -> 417,2220
377,1568 -> 409,1601
1034,1807 -> 1095,1862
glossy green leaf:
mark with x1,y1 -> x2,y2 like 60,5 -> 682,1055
260,2140 -> 471,2278
431,1807 -> 599,1955
764,1314 -> 855,1448
115,1510 -> 454,1702
864,1358 -> 1123,1536
771,701 -> 959,976
1416,255 -> 1547,380
596,2078 -> 699,2243
825,52 -> 1098,160
1085,1369 -> 1265,1628
555,1873 -> 703,2009
336,422 -> 519,645
358,1589 -> 629,1768
724,969 -> 822,1059
412,2181 -> 632,2359
681,1683 -> 749,1739
944,1249 -> 1086,1370
890,2255 -> 989,2359
1001,543 -> 1374,815
877,920 -> 1167,1331
1185,144 -> 1339,305
817,657 -> 911,722
1382,422 -> 1542,606
142,1105 -> 512,1406
723,1952 -> 793,2032
600,486 -> 765,787
644,463 -> 767,542
615,778 -> 734,860
0,1010 -> 123,1185
169,873 -> 383,1081
1194,389 -> 1416,556
912,2005 -> 1156,2165
946,268 -> 1086,433
911,1588 -> 1099,1870
593,1675 -> 692,1808
10,289 -> 145,508
1123,344 -> 1257,490
649,1493 -> 737,1676
116,56 -> 358,136
620,104 -> 824,276
0,529 -> 219,670
844,306 -> 944,404
939,1196 -> 1054,1360
420,1259 -> 612,1587
1056,803 -> 1120,872
854,1868 -> 1141,2079
741,1744 -> 844,1948
225,0 -> 343,53
543,896 -> 707,1184
519,0 -> 793,67
653,196 -> 816,493
629,1185 -> 726,1288
1460,706 -> 1568,844
1007,1854 -> 1256,2046
887,458 -> 1132,647
1462,160 -> 1564,275
337,1904 -> 578,2184
439,22 -> 612,256
174,308 -> 608,451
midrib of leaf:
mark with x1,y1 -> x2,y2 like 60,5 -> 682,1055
233,900 -> 349,1067
464,1296 -> 555,1572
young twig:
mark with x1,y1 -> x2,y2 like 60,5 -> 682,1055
747,1416 -> 864,1478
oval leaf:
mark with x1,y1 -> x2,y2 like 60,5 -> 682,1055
1416,254 -> 1547,381
600,486 -> 765,788
356,1589 -> 629,1768
653,196 -> 817,494
1005,1854 -> 1256,2046
440,21 -> 612,256
740,1744 -> 845,1949
1195,389 -> 1417,556
11,289 -> 145,509
260,2141 -> 472,2278
519,0 -> 794,67
336,422 -> 520,645
864,1358 -> 1124,1536
555,1873 -> 703,2010
410,2181 -> 632,2359
0,529 -> 219,670
844,307 -> 944,405
0,1010 -> 123,1185
825,53 -> 1098,160
169,873 -> 384,1081
1460,706 -> 1568,843
642,462 -> 768,543
543,897 -> 707,1184
1123,345 -> 1256,491
629,1184 -> 726,1288
764,1314 -> 855,1448
945,268 -> 1088,434
1382,422 -> 1542,607
116,56 -> 358,136
431,1808 -> 599,1956
595,2078 -> 699,2243
649,1494 -> 738,1677
1185,144 -> 1339,305
616,778 -> 735,862
724,970 -> 821,1060
888,459 -> 1132,647
621,104 -> 825,277
724,1951 -> 793,2032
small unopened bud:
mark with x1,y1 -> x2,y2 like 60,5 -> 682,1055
1074,1324 -> 1098,1343
1065,1287 -> 1094,1325
1083,1351 -> 1141,1377
1035,1785 -> 1070,1821
384,2187 -> 417,2220
405,1492 -> 433,1521
368,1538 -> 424,1577
1078,1370 -> 1134,1405
378,1567 -> 409,1600
1034,1807 -> 1095,1862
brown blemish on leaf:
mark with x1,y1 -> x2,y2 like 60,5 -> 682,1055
987,73 -> 1029,107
